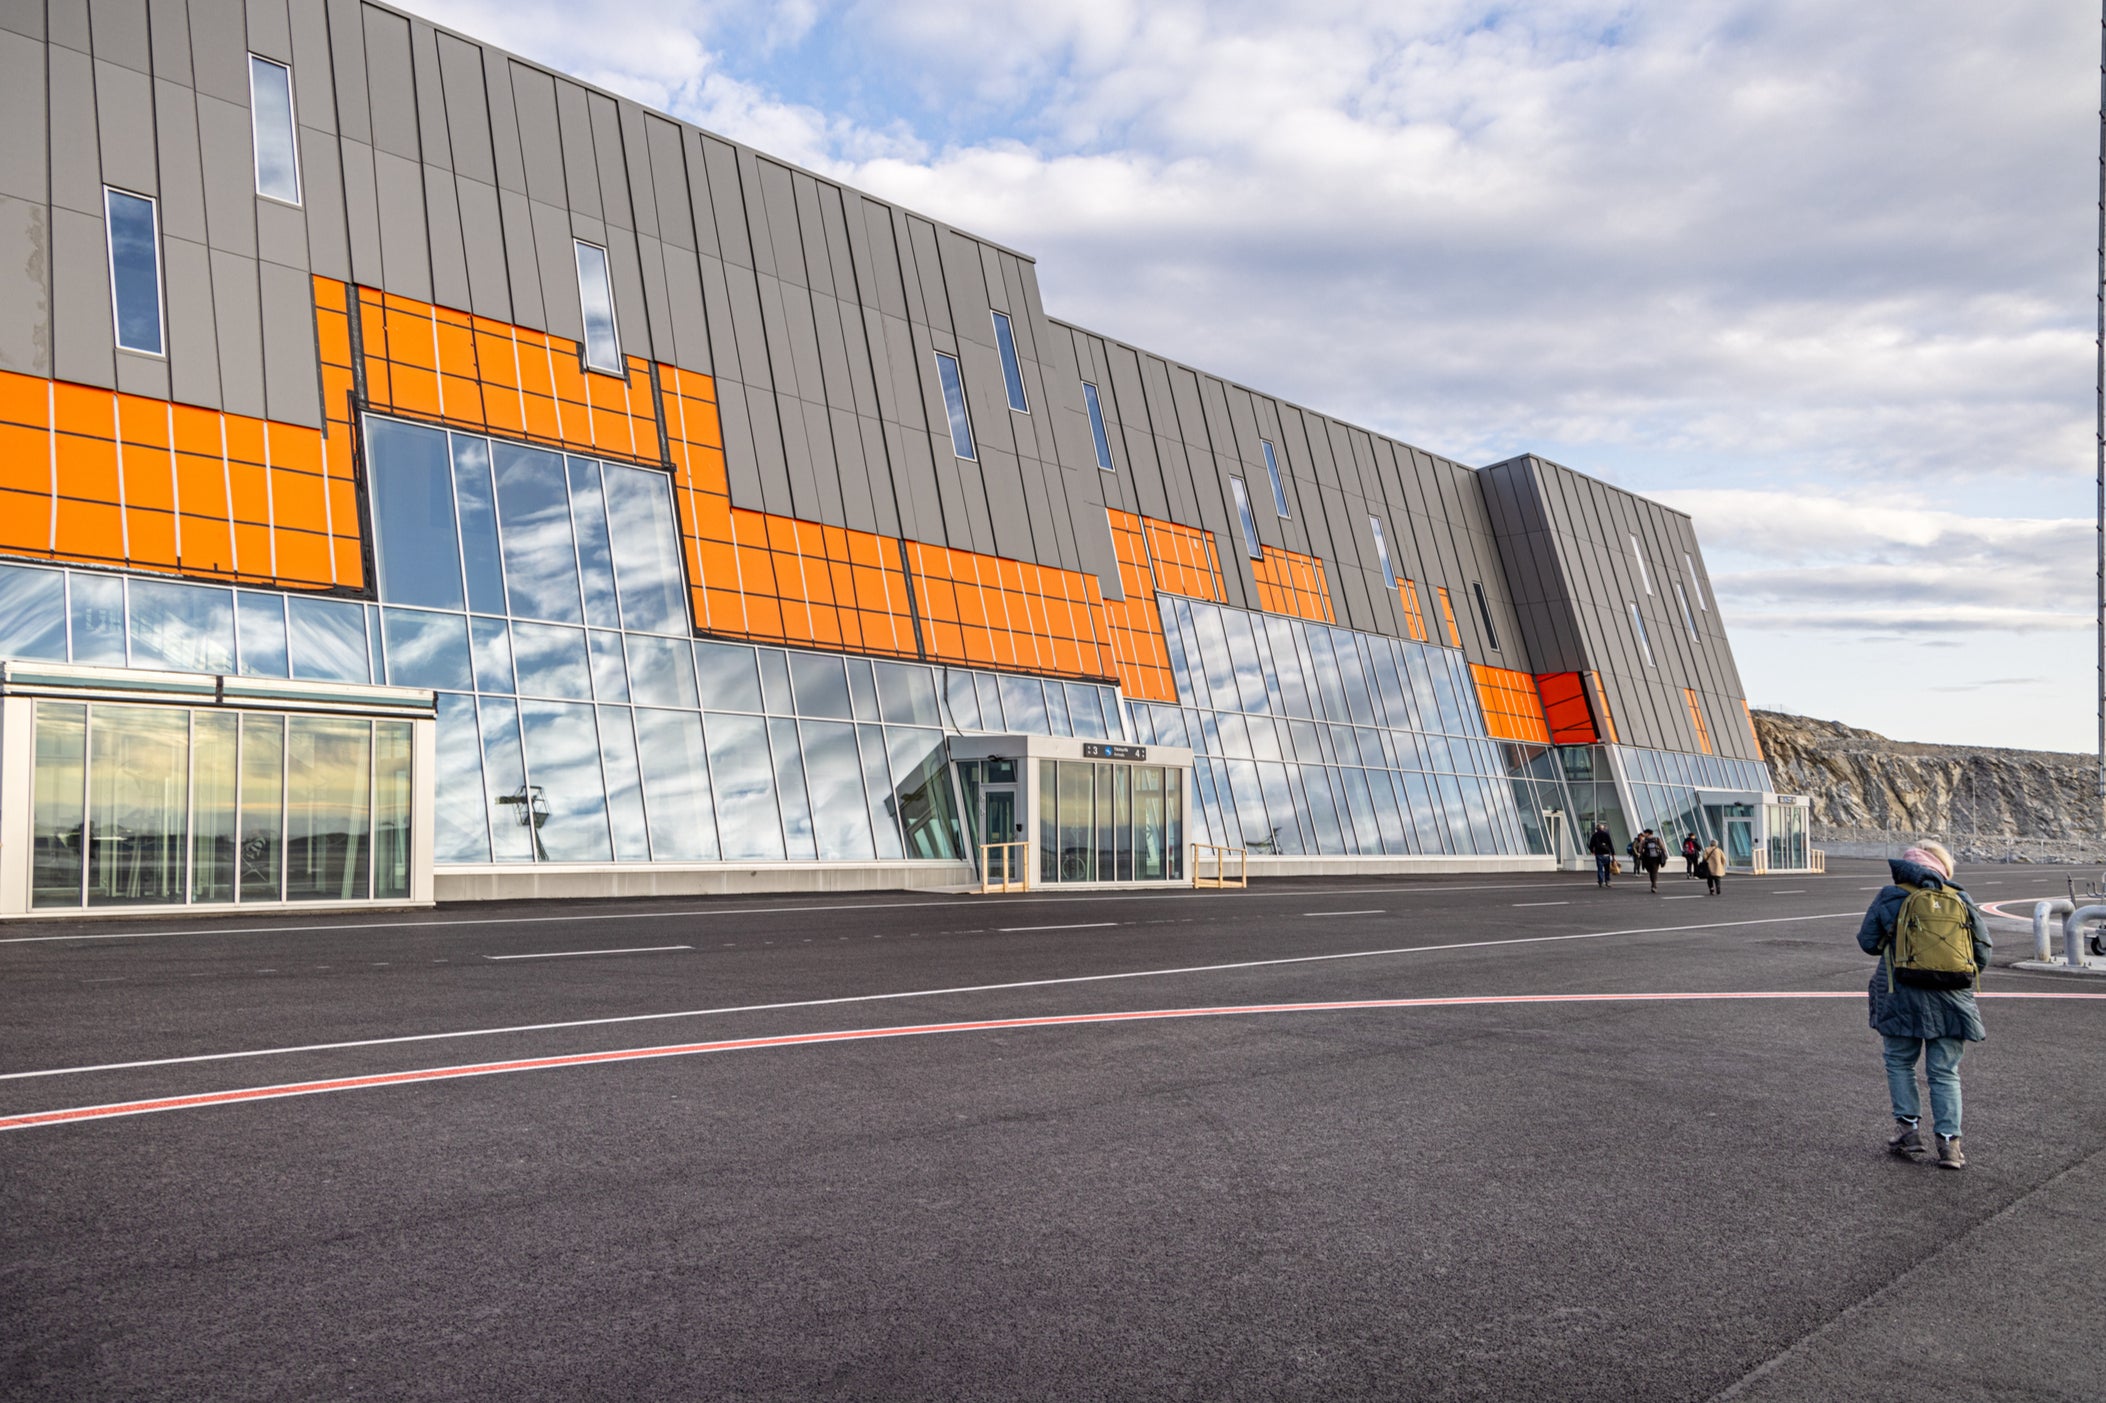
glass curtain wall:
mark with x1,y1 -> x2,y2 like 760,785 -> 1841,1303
1036,760 -> 1182,883
1615,745 -> 1773,850
28,700 -> 414,909
1128,595 -> 1531,857
359,417 -> 1129,867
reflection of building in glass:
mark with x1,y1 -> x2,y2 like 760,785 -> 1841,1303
0,0 -> 1807,915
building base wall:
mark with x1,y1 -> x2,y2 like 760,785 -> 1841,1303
1241,855 -> 1556,878
434,861 -> 975,902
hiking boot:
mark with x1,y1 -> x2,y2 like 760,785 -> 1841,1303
1936,1135 -> 1966,1170
1887,1119 -> 1924,1157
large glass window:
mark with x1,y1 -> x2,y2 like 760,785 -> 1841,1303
934,352 -> 977,461
368,419 -> 464,610
85,706 -> 190,906
104,189 -> 164,356
991,311 -> 1029,413
249,55 -> 301,203
1370,516 -> 1396,585
284,717 -> 372,901
30,703 -> 87,908
1083,382 -> 1114,471
0,565 -> 68,662
574,241 -> 621,372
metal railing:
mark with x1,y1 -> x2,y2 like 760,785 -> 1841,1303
1810,849 -> 1826,873
978,841 -> 1029,894
1193,844 -> 1248,889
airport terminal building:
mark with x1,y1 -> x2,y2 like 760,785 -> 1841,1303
0,0 -> 1802,916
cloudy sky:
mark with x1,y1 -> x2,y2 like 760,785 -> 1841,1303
399,0 -> 2096,753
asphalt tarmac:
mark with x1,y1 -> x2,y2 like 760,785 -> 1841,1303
3,858 -> 2101,1401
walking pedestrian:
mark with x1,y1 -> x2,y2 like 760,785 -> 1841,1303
1856,841 -> 1989,1170
1638,829 -> 1668,893
1681,833 -> 1702,878
1588,823 -> 1616,887
1699,838 -> 1725,895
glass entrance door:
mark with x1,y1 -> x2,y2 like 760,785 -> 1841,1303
980,786 -> 1021,885
1726,816 -> 1755,869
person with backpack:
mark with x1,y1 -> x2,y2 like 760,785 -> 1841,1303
1588,824 -> 1616,887
1637,829 -> 1669,892
1699,838 -> 1726,895
1681,833 -> 1702,878
1856,841 -> 1990,1170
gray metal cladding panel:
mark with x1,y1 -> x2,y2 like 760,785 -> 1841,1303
495,187 -> 542,327
585,93 -> 630,229
788,173 -> 832,296
319,1 -> 370,143
840,302 -> 883,419
258,257 -> 319,424
90,0 -> 153,70
741,383 -> 793,516
956,339 -> 1015,461
605,230 -> 652,360
801,397 -> 849,524
769,387 -> 819,514
857,198 -> 907,319
473,47 -> 525,194
937,230 -> 994,346
905,217 -> 948,334
817,185 -> 859,306
2,0 -> 45,39
976,446 -> 1034,561
50,206 -> 114,388
422,167 -> 471,310
285,1 -> 336,131
828,403 -> 876,533
753,274 -> 806,400
806,293 -> 856,414
145,78 -> 206,241
0,195 -> 51,376
773,278 -> 825,405
298,129 -> 351,277
0,31 -> 47,203
338,139 -> 382,284
631,231 -> 674,360
183,0 -> 245,103
255,196 -> 308,270
115,347 -> 169,398
642,117 -> 690,249
406,22 -> 452,169
48,45 -> 103,217
196,95 -> 260,255
94,59 -> 156,194
208,246 -> 265,416
372,150 -> 432,301
528,197 -> 581,342
684,251 -> 735,377
551,81 -> 600,222
50,0 -> 90,50
507,65 -> 565,206
882,414 -> 941,544
856,414 -> 899,537
454,177 -> 510,320
160,232 -> 219,403
724,268 -> 780,390
698,136 -> 750,267
873,310 -> 922,434
244,0 -> 292,61
431,35 -> 492,181
358,5 -> 418,160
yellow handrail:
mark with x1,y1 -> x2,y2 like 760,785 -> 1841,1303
1810,849 -> 1827,873
1192,843 -> 1248,889
979,840 -> 1029,893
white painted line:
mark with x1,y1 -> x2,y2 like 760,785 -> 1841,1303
0,881 -> 1610,946
9,989 -> 2105,1134
1512,901 -> 1569,908
1303,909 -> 1386,917
1663,895 -> 1705,901
0,911 -> 1864,1083
1772,890 -> 1806,894
996,922 -> 1118,933
484,945 -> 692,962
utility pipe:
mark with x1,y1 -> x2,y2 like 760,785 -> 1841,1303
2062,905 -> 2106,970
2034,899 -> 2075,962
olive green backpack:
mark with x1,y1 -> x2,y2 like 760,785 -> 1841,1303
1886,882 -> 1979,991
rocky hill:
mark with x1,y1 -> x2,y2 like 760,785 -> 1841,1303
1751,711 -> 2101,859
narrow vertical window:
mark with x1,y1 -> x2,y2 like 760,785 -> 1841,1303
1262,440 -> 1289,517
991,311 -> 1029,412
1684,688 -> 1713,754
1369,516 -> 1396,585
1436,586 -> 1463,648
1629,601 -> 1655,667
1398,579 -> 1428,642
1082,382 -> 1114,471
1229,477 -> 1260,558
1630,535 -> 1653,594
934,352 -> 977,460
104,189 -> 164,356
1675,580 -> 1699,640
1471,582 -> 1500,651
248,56 -> 301,204
574,241 -> 621,372
1684,552 -> 1708,610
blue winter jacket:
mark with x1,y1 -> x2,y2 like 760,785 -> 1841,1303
1855,858 -> 1991,1041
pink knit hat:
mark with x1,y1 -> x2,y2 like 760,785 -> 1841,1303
1902,843 -> 1954,879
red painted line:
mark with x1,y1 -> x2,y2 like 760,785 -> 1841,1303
4,990 -> 2101,1133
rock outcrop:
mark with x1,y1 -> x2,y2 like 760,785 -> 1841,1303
1751,711 -> 2102,859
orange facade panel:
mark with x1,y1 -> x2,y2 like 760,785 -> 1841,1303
1397,579 -> 1429,643
0,367 -> 353,591
1098,509 -> 1178,702
1534,671 -> 1600,745
1588,670 -> 1621,745
1435,585 -> 1463,648
1249,546 -> 1336,624
1143,517 -> 1225,602
1471,664 -> 1552,745
1743,699 -> 1764,761
1684,687 -> 1714,755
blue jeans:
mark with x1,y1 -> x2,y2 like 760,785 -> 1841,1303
1882,1034 -> 1965,1138
1595,854 -> 1613,885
